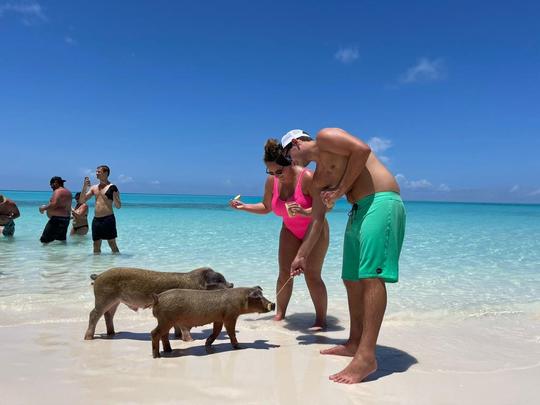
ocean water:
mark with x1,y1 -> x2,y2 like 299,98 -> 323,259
1,191 -> 539,326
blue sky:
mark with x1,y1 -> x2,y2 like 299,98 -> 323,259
1,0 -> 539,203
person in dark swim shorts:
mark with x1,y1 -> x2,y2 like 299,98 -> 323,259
91,214 -> 117,242
40,216 -> 71,243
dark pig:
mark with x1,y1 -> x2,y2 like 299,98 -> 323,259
151,286 -> 275,358
84,266 -> 233,340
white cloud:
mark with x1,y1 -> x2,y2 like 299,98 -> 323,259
509,184 -> 520,193
150,180 -> 160,185
400,58 -> 445,84
529,188 -> 540,196
437,183 -> 451,192
65,36 -> 76,45
0,2 -> 47,24
396,173 -> 449,192
334,47 -> 359,64
408,179 -> 433,190
81,168 -> 93,176
368,137 -> 392,153
117,174 -> 134,184
368,137 -> 392,164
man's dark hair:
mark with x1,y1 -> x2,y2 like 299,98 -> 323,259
283,135 -> 311,153
97,165 -> 110,176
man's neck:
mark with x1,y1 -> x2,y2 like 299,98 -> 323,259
99,180 -> 110,186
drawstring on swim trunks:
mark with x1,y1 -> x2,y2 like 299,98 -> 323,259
348,203 -> 358,222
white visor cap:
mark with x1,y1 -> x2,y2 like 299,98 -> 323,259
281,129 -> 310,148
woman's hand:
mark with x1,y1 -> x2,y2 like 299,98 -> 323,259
286,202 -> 309,216
229,199 -> 245,210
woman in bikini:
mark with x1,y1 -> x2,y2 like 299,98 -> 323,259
229,138 -> 329,329
71,192 -> 89,236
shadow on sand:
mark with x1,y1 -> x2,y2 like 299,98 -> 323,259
96,328 -> 230,342
243,312 -> 345,333
296,333 -> 418,381
160,339 -> 280,358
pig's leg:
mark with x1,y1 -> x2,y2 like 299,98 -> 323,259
161,333 -> 172,353
84,300 -> 117,340
104,302 -> 120,336
151,325 -> 163,358
179,326 -> 194,342
205,322 -> 223,346
224,318 -> 240,349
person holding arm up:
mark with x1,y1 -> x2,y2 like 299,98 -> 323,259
79,165 -> 121,254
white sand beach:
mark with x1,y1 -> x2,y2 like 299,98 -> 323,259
1,306 -> 538,405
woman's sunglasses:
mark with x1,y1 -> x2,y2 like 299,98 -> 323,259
266,167 -> 284,176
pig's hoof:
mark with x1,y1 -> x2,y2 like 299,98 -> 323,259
153,353 -> 161,359
106,331 -> 115,336
182,335 -> 194,342
232,344 -> 241,350
84,334 -> 94,340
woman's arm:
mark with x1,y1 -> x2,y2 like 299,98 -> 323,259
229,176 -> 274,215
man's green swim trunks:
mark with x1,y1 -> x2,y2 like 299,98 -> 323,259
342,191 -> 406,283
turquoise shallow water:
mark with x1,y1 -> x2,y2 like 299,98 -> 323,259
1,191 -> 539,324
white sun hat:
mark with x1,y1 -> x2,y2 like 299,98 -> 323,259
281,129 -> 310,148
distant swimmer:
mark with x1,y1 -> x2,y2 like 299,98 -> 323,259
70,192 -> 89,236
39,176 -> 73,243
0,194 -> 20,237
79,165 -> 121,254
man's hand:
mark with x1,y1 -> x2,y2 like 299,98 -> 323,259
320,189 -> 341,209
290,255 -> 307,277
83,177 -> 91,189
39,205 -> 47,214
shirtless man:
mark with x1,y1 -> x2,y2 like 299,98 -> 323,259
283,128 -> 406,384
39,177 -> 73,243
80,165 -> 121,254
0,194 -> 20,237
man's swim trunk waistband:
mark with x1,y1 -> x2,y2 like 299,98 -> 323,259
342,192 -> 406,283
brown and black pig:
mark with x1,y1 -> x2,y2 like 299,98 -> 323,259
84,266 -> 233,340
151,286 -> 275,358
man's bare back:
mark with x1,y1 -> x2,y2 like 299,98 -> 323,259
314,147 -> 400,203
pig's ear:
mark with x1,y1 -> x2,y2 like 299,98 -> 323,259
248,288 -> 263,299
254,286 -> 263,291
205,282 -> 220,290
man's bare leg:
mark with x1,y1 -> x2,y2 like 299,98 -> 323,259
107,239 -> 120,254
330,278 -> 387,384
93,240 -> 102,254
320,280 -> 363,356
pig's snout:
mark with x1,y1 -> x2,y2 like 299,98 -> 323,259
227,282 -> 234,288
268,302 -> 276,311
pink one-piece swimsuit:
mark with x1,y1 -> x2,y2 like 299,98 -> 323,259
271,168 -> 313,240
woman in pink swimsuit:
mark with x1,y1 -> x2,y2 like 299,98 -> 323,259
229,139 -> 329,329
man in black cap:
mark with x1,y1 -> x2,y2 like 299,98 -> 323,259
39,176 -> 73,243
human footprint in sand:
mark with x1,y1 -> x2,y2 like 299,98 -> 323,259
284,128 -> 406,384
229,138 -> 329,330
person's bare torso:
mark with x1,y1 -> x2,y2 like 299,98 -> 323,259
0,199 -> 17,225
48,188 -> 72,217
313,151 -> 400,203
93,184 -> 115,218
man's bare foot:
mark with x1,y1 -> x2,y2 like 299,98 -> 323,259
329,355 -> 377,384
320,342 -> 357,357
308,320 -> 326,332
273,313 -> 285,321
